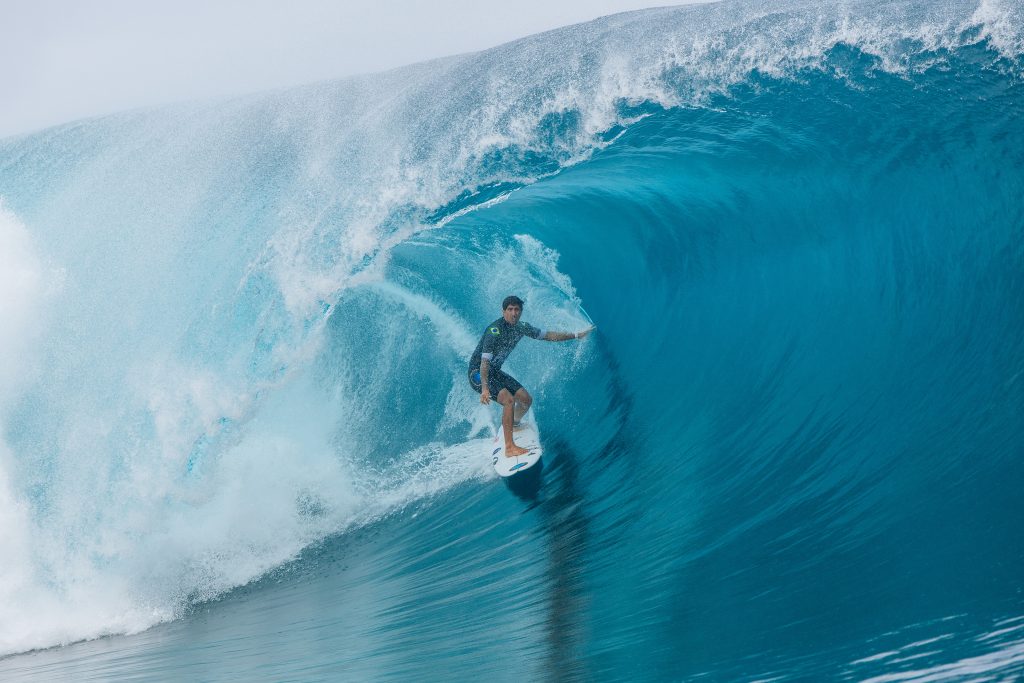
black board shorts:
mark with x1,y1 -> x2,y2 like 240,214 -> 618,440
468,367 -> 524,400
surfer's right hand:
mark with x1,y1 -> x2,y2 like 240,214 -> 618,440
480,391 -> 490,405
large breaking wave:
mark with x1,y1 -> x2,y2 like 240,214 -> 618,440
1,0 -> 1022,679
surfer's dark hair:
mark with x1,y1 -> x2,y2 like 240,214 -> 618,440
502,295 -> 524,310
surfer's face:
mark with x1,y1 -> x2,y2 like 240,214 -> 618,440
503,304 -> 522,325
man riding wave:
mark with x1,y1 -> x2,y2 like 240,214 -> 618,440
468,295 -> 594,457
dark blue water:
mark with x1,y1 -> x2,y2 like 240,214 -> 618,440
1,1 -> 1022,680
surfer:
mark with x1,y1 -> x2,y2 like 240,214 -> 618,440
469,295 -> 594,457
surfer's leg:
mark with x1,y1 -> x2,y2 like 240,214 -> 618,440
497,388 -> 529,457
494,372 -> 527,425
512,387 -> 532,425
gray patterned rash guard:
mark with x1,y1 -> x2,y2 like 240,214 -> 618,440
468,318 -> 546,372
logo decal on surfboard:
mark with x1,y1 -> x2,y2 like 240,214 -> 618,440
489,422 -> 543,478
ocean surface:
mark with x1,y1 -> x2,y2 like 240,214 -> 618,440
1,0 -> 1023,680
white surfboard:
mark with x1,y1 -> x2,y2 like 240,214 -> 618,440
490,422 -> 543,477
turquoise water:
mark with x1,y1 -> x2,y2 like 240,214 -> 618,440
1,1 -> 1023,680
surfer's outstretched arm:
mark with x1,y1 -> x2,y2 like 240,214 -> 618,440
543,326 -> 595,342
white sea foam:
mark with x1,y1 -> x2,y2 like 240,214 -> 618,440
968,0 -> 1024,56
856,624 -> 1024,683
0,203 -> 73,654
0,203 -> 51,395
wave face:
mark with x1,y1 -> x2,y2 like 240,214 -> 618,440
1,0 -> 1023,679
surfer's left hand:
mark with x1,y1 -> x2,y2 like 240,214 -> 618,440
575,326 -> 595,339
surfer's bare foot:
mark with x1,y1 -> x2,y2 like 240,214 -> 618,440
505,444 -> 530,457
